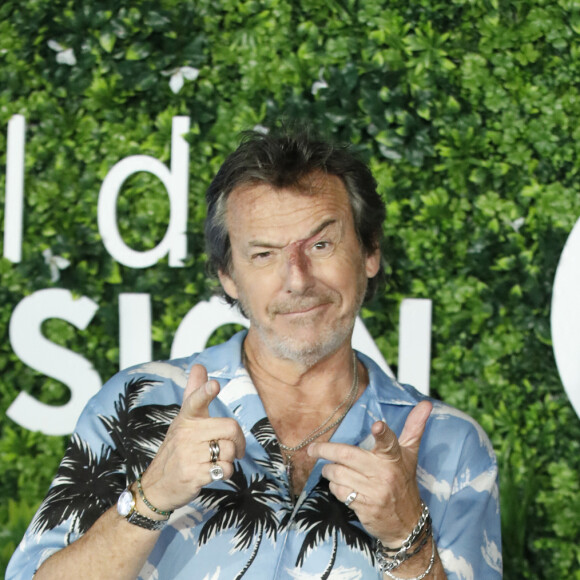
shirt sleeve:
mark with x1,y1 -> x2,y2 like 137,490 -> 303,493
5,364 -> 182,580
5,391 -> 128,580
417,406 -> 502,580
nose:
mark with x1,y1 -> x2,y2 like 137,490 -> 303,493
282,243 -> 314,294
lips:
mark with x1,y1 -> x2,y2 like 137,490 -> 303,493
279,304 -> 326,316
270,296 -> 333,316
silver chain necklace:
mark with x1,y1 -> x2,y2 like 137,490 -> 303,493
278,354 -> 359,499
241,348 -> 360,500
278,353 -> 359,453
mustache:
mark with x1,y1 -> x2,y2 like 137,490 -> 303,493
269,293 -> 335,315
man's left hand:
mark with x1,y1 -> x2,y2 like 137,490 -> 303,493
307,400 -> 433,546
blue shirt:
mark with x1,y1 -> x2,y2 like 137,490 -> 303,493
8,331 -> 502,579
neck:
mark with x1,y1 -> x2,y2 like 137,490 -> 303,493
242,332 -> 368,501
243,331 -> 354,399
242,331 -> 368,442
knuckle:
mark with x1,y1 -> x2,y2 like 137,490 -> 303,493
327,481 -> 339,495
223,418 -> 242,439
322,463 -> 336,480
340,446 -> 358,464
220,440 -> 235,459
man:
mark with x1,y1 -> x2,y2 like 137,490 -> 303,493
8,131 -> 501,579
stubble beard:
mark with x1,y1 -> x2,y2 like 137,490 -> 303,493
236,278 -> 368,368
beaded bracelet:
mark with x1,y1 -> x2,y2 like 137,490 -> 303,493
136,475 -> 173,518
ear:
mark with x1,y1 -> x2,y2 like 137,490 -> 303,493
365,247 -> 381,279
218,269 -> 239,301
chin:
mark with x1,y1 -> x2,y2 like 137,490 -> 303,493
259,323 -> 353,367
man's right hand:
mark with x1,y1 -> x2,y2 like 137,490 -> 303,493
33,365 -> 246,580
138,364 -> 246,513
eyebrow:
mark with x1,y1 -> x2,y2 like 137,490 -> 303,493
248,218 -> 338,249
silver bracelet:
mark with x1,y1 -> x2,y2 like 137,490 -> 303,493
382,532 -> 435,580
376,502 -> 431,571
391,502 -> 430,552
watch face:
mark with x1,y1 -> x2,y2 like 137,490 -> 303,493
117,489 -> 135,517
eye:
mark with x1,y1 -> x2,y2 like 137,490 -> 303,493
309,239 -> 334,257
312,240 -> 331,251
251,250 -> 273,261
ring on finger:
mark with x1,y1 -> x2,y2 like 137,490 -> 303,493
208,440 -> 224,481
209,463 -> 224,481
209,440 -> 220,463
344,491 -> 358,507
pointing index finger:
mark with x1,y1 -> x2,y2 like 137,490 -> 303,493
180,364 -> 220,420
307,441 -> 366,465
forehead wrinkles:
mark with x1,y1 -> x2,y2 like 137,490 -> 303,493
226,175 -> 349,232
229,198 -> 343,255
228,171 -> 345,209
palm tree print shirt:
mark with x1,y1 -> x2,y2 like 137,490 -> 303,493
8,331 -> 502,579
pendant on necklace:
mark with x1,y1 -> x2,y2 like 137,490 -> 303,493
285,453 -> 295,499
285,453 -> 293,479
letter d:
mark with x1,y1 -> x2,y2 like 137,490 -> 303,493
98,116 -> 190,268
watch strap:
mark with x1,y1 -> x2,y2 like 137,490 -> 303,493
118,486 -> 169,531
127,509 -> 168,531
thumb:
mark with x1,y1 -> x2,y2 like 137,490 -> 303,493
371,401 -> 433,459
180,364 -> 220,419
398,400 -> 433,456
371,421 -> 400,458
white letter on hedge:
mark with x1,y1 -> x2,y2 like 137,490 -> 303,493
171,296 -> 249,359
120,293 -> 152,370
398,298 -> 432,395
551,217 -> 580,419
98,116 -> 190,268
4,114 -> 26,263
7,289 -> 102,435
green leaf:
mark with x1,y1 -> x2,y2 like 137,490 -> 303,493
99,31 -> 116,53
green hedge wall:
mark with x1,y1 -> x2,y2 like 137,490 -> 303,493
1,0 -> 580,577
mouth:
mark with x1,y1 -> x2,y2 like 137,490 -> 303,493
274,301 -> 331,317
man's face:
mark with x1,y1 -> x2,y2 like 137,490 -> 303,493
218,173 -> 380,366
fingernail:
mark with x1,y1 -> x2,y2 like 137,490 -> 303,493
205,381 -> 214,395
